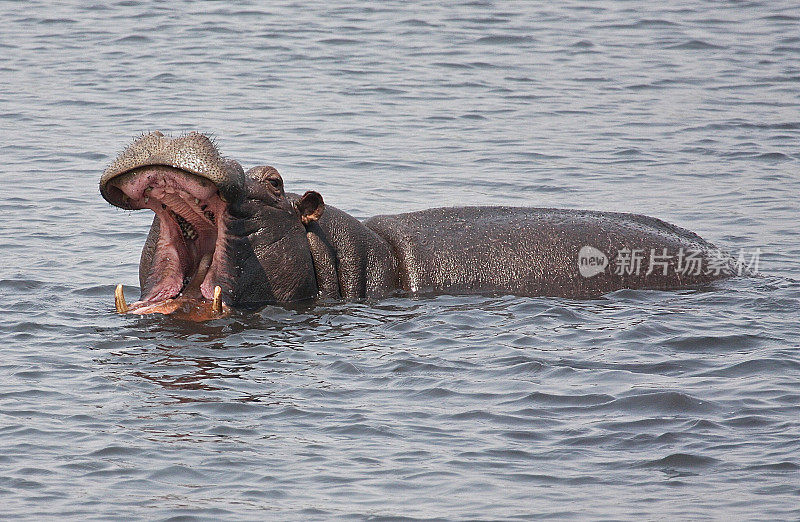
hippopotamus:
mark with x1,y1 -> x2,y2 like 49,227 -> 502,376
100,132 -> 737,320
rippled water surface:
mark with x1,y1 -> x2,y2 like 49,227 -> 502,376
2,1 -> 800,519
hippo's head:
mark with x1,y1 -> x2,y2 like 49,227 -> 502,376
100,131 -> 324,319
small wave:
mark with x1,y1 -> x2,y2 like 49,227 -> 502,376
319,38 -> 360,45
761,15 -> 800,22
88,445 -> 142,457
598,19 -> 679,29
641,453 -> 719,469
604,391 -> 717,414
474,35 -> 535,45
150,72 -> 180,83
502,430 -> 546,441
753,152 -> 792,161
0,279 -> 46,291
148,465 -> 206,480
448,410 -> 528,425
272,406 -> 328,419
666,39 -> 726,50
200,25 -> 237,35
635,19 -> 679,27
324,423 -> 398,437
612,148 -> 643,156
113,35 -> 151,44
664,333 -> 764,352
722,415 -> 778,428
513,151 -> 565,160
400,18 -> 440,27
698,357 -> 800,377
326,360 -> 363,375
432,62 -> 473,69
411,387 -> 459,399
502,391 -> 615,408
39,18 -> 77,24
745,461 -> 800,471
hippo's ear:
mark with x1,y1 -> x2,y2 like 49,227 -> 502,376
295,191 -> 324,225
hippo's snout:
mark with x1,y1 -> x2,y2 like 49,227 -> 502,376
100,131 -> 244,208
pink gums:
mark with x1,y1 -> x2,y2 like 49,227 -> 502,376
111,167 -> 229,305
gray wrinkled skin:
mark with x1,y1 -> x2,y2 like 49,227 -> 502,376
281,199 -> 731,302
304,203 -> 398,299
101,133 -> 734,307
365,207 -> 729,299
225,169 -> 320,306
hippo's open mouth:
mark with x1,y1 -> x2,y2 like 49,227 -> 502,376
99,132 -> 244,318
105,166 -> 229,308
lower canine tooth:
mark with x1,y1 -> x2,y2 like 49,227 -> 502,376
212,286 -> 222,314
115,284 -> 129,313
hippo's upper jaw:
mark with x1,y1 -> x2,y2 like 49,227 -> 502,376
100,132 -> 244,318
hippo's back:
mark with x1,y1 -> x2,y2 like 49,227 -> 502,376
364,206 -> 729,298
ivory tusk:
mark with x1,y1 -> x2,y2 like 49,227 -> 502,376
115,284 -> 129,313
212,286 -> 223,314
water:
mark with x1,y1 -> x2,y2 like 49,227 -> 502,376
1,1 -> 799,519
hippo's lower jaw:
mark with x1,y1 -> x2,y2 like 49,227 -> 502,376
114,282 -> 230,321
104,165 -> 234,318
